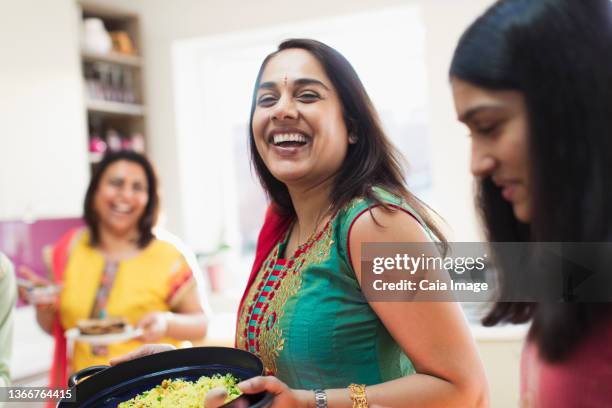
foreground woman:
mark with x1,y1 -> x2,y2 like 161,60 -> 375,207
450,0 -> 612,406
117,39 -> 487,408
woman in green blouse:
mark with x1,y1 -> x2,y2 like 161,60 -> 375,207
115,39 -> 488,408
230,38 -> 487,408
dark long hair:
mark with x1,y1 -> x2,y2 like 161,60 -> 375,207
83,151 -> 159,248
450,0 -> 612,361
249,38 -> 446,244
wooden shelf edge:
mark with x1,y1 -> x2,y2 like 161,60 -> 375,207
86,99 -> 146,116
82,50 -> 142,67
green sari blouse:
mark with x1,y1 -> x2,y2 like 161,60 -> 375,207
237,188 -> 431,389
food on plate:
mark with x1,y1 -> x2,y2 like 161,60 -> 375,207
77,316 -> 127,335
17,279 -> 62,304
117,374 -> 241,407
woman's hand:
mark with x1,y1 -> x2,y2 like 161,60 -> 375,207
17,265 -> 57,307
17,265 -> 58,335
233,376 -> 311,408
202,388 -> 234,408
109,343 -> 176,366
136,312 -> 170,342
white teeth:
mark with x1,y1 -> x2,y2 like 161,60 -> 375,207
272,133 -> 308,145
112,204 -> 132,213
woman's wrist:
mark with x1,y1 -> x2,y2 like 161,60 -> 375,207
295,389 -> 316,408
160,311 -> 173,337
162,311 -> 207,341
324,387 -> 359,408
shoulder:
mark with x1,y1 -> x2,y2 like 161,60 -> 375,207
337,186 -> 429,243
350,205 -> 430,245
142,239 -> 184,262
335,187 -> 432,269
57,227 -> 90,252
145,230 -> 199,271
152,229 -> 193,259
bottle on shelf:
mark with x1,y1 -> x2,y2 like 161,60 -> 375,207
84,62 -> 138,104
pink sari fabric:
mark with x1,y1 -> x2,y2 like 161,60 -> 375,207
521,319 -> 612,407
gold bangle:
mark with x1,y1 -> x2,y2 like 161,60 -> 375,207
348,383 -> 368,408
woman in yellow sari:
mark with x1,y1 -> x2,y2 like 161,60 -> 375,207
21,151 -> 207,392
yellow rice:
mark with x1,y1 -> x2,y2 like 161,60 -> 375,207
117,373 -> 241,408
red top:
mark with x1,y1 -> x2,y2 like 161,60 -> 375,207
521,318 -> 612,407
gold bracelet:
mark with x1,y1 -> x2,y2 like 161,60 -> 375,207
348,383 -> 368,408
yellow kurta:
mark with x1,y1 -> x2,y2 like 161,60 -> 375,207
59,231 -> 195,372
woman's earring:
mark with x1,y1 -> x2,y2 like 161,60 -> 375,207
349,134 -> 358,144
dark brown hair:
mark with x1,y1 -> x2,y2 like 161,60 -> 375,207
249,38 -> 446,244
83,150 -> 159,248
450,0 -> 612,361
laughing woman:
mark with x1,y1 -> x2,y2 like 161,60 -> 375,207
233,39 -> 487,407
20,151 -> 208,393
116,40 -> 487,407
112,39 -> 488,408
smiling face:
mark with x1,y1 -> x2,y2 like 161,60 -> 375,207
251,48 -> 351,189
451,78 -> 532,223
93,160 -> 149,237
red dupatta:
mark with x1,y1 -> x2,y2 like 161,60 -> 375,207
47,228 -> 81,407
235,204 -> 292,346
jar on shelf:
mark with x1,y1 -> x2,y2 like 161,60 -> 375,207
105,129 -> 122,151
130,133 -> 145,153
82,18 -> 112,54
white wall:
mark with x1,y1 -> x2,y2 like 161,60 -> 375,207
0,0 -> 89,221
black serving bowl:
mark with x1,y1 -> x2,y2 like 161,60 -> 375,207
57,346 -> 273,407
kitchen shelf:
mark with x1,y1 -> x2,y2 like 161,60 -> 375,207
80,1 -> 147,175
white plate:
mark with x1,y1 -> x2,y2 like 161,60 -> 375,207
65,325 -> 143,345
